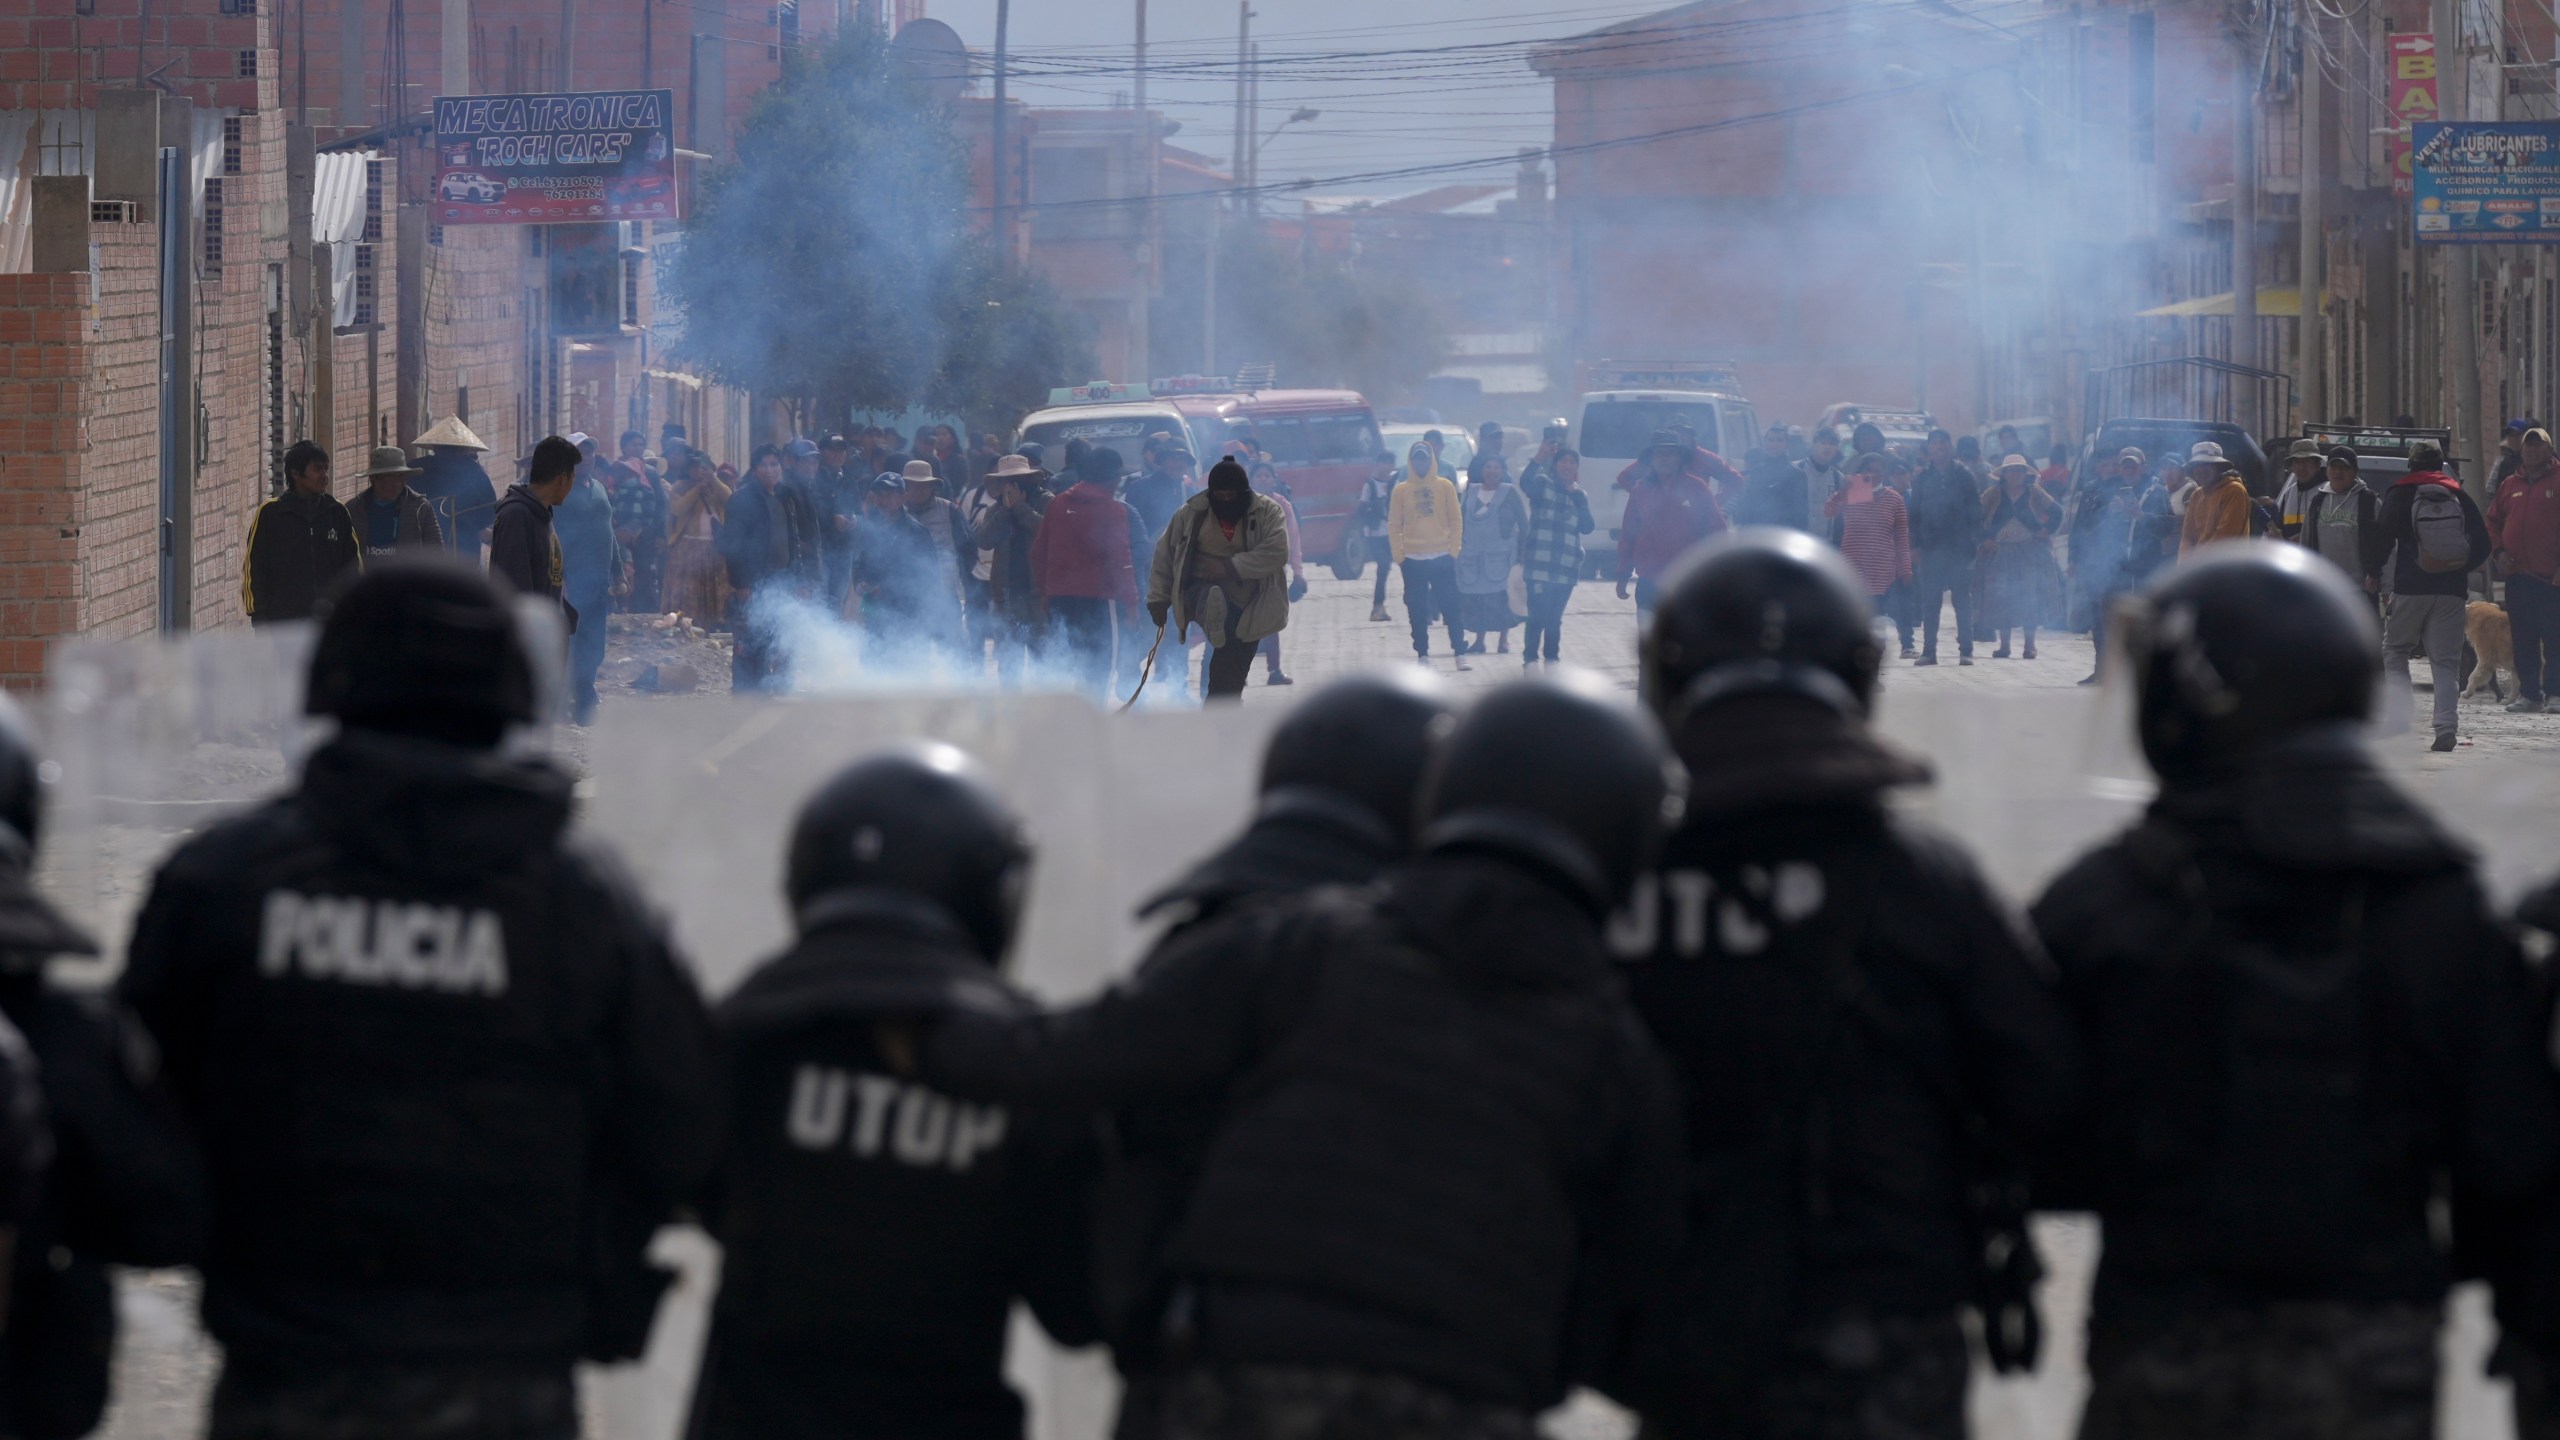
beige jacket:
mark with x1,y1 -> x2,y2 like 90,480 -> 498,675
1147,490 -> 1293,647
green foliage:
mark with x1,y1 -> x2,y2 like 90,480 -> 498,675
664,27 -> 1093,426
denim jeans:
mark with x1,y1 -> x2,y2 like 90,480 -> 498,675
1524,582 -> 1572,660
1401,555 -> 1463,655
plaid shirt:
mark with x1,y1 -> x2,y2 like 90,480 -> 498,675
1519,461 -> 1593,587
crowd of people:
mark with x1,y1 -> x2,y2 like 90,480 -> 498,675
241,417 -> 1320,709
10,530 -> 2560,1440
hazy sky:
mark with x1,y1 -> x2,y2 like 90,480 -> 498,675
931,0 -> 1670,198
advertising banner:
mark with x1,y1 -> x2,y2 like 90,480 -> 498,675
2413,121 -> 2560,243
432,89 -> 678,225
2388,33 -> 2440,197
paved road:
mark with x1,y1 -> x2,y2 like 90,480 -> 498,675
1238,564 -> 2559,756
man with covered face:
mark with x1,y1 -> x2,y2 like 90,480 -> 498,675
1146,458 -> 1292,702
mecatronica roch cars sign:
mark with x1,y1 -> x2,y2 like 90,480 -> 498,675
433,89 -> 678,225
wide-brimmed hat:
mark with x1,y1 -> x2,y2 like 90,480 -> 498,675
2285,438 -> 2322,461
989,454 -> 1035,478
2117,446 -> 2147,463
410,416 -> 487,451
2186,441 -> 2227,465
1646,428 -> 1685,452
1998,453 -> 2034,474
901,459 -> 937,482
363,445 -> 421,479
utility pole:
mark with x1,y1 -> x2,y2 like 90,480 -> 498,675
2231,29 -> 2258,373
1134,0 -> 1151,377
1209,1 -> 1249,373
992,0 -> 1009,259
2432,0 -> 2483,468
1246,40 -> 1259,210
2299,9 -> 2326,426
1230,2 -> 1250,191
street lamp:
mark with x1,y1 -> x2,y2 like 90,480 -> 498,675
1249,107 -> 1317,219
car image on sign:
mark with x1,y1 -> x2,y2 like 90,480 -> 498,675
438,172 -> 505,204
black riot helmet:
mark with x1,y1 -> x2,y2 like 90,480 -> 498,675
305,557 -> 539,746
1643,527 -> 1882,724
1257,668 -> 1458,844
785,742 -> 1033,964
2119,541 -> 2380,785
1416,670 -> 1686,916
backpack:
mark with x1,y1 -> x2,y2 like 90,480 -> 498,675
2409,483 -> 2472,573
2115,826 -> 2376,1285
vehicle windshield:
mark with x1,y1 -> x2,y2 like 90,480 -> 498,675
1019,411 -> 1195,463
1578,400 -> 1719,458
1380,426 -> 1472,475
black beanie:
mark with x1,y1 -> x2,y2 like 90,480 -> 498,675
1207,456 -> 1251,490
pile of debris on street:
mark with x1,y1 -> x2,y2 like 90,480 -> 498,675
601,611 -> 731,698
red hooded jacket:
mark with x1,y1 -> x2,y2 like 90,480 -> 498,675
2489,460 -> 2560,581
1029,480 -> 1140,604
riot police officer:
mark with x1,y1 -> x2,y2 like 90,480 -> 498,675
1108,667 -> 1457,1436
2031,542 -> 2560,1440
686,744 -> 1098,1440
1623,528 -> 2079,1440
118,558 -> 722,1440
0,691 -> 201,1440
926,672 -> 1686,1440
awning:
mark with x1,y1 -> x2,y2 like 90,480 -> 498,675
2138,287 -> 2302,318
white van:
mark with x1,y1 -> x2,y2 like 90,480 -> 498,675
1575,388 -> 1759,577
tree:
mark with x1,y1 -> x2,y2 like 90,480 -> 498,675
663,26 -> 1093,429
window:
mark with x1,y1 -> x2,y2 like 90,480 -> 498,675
202,179 -> 223,274
220,0 -> 258,14
265,265 -> 285,493
1301,413 -> 1381,463
361,158 -> 383,242
222,116 -> 242,175
1249,417 -> 1309,464
352,244 -> 376,327
621,248 -> 643,327
238,49 -> 258,77
1577,400 -> 1711,460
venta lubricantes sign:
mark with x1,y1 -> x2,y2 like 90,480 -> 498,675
432,89 -> 678,225
2412,121 -> 2560,244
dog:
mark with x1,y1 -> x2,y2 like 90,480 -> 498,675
2464,601 -> 2515,702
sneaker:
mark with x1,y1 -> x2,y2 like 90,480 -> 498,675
2510,696 -> 2549,714
1266,672 -> 1295,686
1914,653 -> 1938,667
2431,731 -> 2459,752
1370,606 -> 1390,622
1898,644 -> 1917,660
1959,655 -> 1975,667
2077,672 -> 2100,686
1454,655 -> 1472,672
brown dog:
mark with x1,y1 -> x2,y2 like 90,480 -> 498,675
2465,601 -> 2515,701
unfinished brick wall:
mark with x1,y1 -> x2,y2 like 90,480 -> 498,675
0,273 -> 88,690
82,218 -> 162,644
424,223 -> 531,464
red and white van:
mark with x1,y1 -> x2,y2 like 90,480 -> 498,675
1016,379 -> 1386,576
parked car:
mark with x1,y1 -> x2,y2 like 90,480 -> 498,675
438,172 -> 504,204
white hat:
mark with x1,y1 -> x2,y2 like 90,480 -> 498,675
989,454 -> 1036,478
902,459 -> 937,482
410,415 -> 488,451
2187,441 -> 2226,465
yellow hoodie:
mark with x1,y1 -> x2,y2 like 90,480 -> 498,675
1388,462 -> 1463,564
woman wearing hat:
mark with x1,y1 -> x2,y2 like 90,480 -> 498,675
408,416 -> 496,566
1973,455 -> 2063,660
354,445 -> 447,564
664,450 -> 732,627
